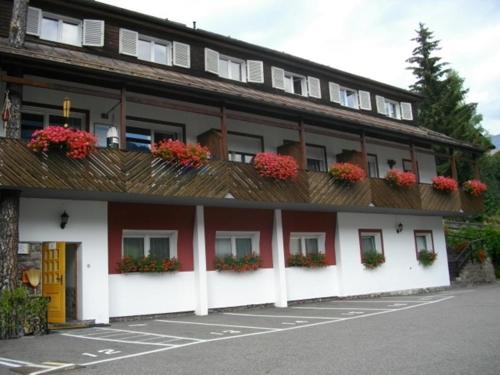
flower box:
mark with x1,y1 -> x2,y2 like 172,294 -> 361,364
117,256 -> 180,273
253,152 -> 298,180
431,176 -> 458,193
152,139 -> 210,169
417,250 -> 437,267
329,162 -> 365,183
385,169 -> 417,188
27,126 -> 96,159
214,254 -> 262,272
288,253 -> 327,268
463,179 -> 487,197
362,250 -> 385,269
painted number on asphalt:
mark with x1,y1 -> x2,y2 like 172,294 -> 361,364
82,348 -> 121,358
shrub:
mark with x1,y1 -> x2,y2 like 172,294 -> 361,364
473,249 -> 488,264
385,169 -> 417,188
417,250 -> 437,267
329,162 -> 365,183
117,256 -> 180,273
431,176 -> 458,193
253,152 -> 298,180
152,139 -> 210,169
27,126 -> 96,159
463,179 -> 487,197
214,254 -> 262,272
362,250 -> 385,269
288,253 -> 327,268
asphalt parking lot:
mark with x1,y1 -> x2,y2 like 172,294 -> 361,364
1,283 -> 499,375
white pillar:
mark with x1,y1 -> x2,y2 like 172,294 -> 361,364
272,209 -> 288,308
193,205 -> 208,315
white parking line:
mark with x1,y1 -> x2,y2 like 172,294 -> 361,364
61,333 -> 178,346
291,306 -> 394,311
86,327 -> 205,342
223,312 -> 343,320
0,357 -> 52,369
322,300 -> 430,304
155,319 -> 280,331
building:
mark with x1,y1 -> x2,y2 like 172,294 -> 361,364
0,0 -> 484,325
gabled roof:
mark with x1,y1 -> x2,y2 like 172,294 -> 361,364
0,38 -> 479,151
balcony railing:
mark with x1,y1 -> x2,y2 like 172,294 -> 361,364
0,139 -> 483,215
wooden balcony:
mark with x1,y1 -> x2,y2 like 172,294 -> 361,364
0,139 -> 482,215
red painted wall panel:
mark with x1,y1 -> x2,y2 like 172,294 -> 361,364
108,202 -> 195,273
204,207 -> 274,270
282,211 -> 336,266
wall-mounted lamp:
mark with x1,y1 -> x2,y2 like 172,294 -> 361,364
396,222 -> 403,233
63,97 -> 71,128
387,159 -> 396,169
60,211 -> 69,229
106,126 -> 119,149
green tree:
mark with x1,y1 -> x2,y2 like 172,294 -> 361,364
479,152 -> 500,217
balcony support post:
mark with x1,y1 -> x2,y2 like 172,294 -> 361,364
119,87 -> 127,150
272,209 -> 288,308
360,131 -> 368,173
298,119 -> 307,170
410,143 -> 419,182
450,148 -> 458,181
193,205 -> 208,316
219,105 -> 228,160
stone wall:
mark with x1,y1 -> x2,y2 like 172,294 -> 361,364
456,258 -> 496,285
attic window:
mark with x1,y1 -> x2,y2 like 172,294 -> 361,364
138,36 -> 172,65
219,56 -> 245,82
385,99 -> 401,119
40,14 -> 82,46
284,72 -> 307,96
340,87 -> 359,109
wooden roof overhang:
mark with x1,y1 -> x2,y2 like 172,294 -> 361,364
0,38 -> 483,154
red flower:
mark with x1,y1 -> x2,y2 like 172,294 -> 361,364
27,126 -> 96,159
253,152 -> 298,180
329,162 -> 365,183
431,176 -> 458,192
152,139 -> 210,169
463,179 -> 487,197
385,169 -> 417,188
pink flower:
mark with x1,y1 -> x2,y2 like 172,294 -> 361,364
328,162 -> 365,183
463,179 -> 487,197
152,139 -> 210,168
385,169 -> 417,188
253,152 -> 298,180
432,176 -> 458,192
27,126 -> 96,159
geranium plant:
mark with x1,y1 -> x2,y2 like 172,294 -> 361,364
417,250 -> 437,267
473,249 -> 488,264
117,256 -> 180,273
431,176 -> 458,193
288,253 -> 327,268
362,250 -> 385,269
463,179 -> 487,197
253,152 -> 298,181
214,254 -> 262,272
385,169 -> 417,188
329,162 -> 365,183
27,126 -> 96,159
152,139 -> 210,169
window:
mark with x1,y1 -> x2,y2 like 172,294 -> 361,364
215,232 -> 259,258
290,233 -> 325,256
138,36 -> 172,65
219,56 -> 245,82
340,87 -> 359,109
40,13 -> 82,46
122,230 -> 177,260
48,115 -> 82,130
125,118 -> 184,152
20,113 -> 44,140
306,144 -> 327,172
402,159 -> 420,181
359,230 -> 384,256
284,72 -> 307,96
20,106 -> 86,140
228,152 -> 255,164
227,132 -> 263,164
384,99 -> 401,119
414,231 -> 434,255
367,154 -> 379,178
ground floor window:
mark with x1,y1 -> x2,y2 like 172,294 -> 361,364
289,232 -> 325,256
122,230 -> 177,260
215,231 -> 259,257
414,230 -> 434,256
359,229 -> 384,256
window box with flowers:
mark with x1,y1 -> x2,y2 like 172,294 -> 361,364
151,139 -> 210,169
288,232 -> 327,268
253,152 -> 298,180
214,232 -> 262,272
431,176 -> 458,193
415,231 -> 436,267
117,256 -> 181,273
329,162 -> 365,184
463,179 -> 487,197
385,169 -> 417,188
214,254 -> 262,272
27,126 -> 97,159
359,229 -> 385,269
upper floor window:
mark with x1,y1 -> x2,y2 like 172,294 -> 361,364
227,132 -> 264,164
215,232 -> 259,258
219,56 -> 246,82
21,105 -> 85,140
124,117 -> 184,152
26,7 -> 104,47
272,67 -> 321,98
340,87 -> 359,109
284,72 -> 307,96
290,232 -> 325,256
138,36 -> 172,65
367,154 -> 379,178
205,48 -> 264,83
306,144 -> 327,172
375,95 -> 413,121
385,99 -> 401,119
329,82 -> 372,111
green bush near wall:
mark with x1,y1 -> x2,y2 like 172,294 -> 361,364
0,287 -> 49,339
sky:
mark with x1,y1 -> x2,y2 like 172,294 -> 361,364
99,0 -> 500,136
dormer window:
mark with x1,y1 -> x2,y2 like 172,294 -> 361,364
205,49 -> 262,83
340,87 -> 359,109
40,15 -> 81,46
284,72 -> 307,96
272,67 -> 321,98
219,56 -> 245,82
384,99 -> 401,119
137,37 -> 172,65
375,95 -> 413,121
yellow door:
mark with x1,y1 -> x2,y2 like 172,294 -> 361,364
42,242 -> 66,323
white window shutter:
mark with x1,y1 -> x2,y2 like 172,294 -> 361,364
173,42 -> 191,68
119,28 -> 138,56
358,90 -> 372,110
307,76 -> 321,99
205,48 -> 219,74
375,95 -> 387,115
329,82 -> 341,103
83,20 -> 104,47
246,60 -> 264,83
401,102 -> 413,120
26,7 -> 42,36
271,67 -> 285,90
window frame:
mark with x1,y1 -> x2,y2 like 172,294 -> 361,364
289,232 -> 326,256
384,98 -> 402,119
283,71 -> 308,96
358,229 -> 385,260
339,86 -> 359,109
227,131 -> 265,164
414,230 -> 435,259
218,54 -> 247,82
124,116 -> 186,151
367,153 -> 380,178
137,34 -> 172,66
402,158 -> 420,182
40,11 -> 82,46
122,229 -> 178,259
306,143 -> 328,172
215,231 -> 260,258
